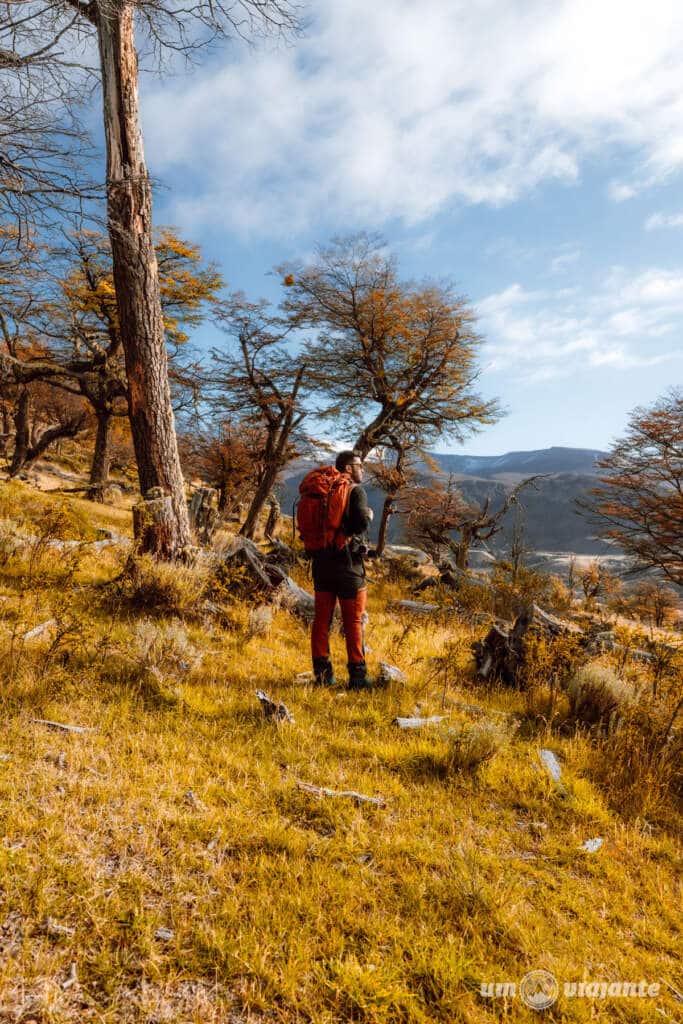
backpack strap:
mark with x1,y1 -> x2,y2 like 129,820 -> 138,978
333,479 -> 356,548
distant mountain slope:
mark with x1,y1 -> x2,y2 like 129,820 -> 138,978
433,446 -> 605,478
277,446 -> 610,554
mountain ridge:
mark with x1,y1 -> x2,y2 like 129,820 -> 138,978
278,446 -> 610,554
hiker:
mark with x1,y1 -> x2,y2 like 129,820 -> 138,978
297,450 -> 374,690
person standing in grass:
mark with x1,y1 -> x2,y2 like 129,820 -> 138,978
297,450 -> 374,690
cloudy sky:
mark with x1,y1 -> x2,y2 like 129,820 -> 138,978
139,0 -> 683,455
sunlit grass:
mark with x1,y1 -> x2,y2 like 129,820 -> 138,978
0,481 -> 679,1023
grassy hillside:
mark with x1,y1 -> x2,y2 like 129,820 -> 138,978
0,480 -> 680,1023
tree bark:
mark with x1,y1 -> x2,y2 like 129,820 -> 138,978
97,1 -> 191,559
87,408 -> 112,502
9,389 -> 30,476
241,459 -> 279,540
12,413 -> 85,474
376,494 -> 394,556
454,534 -> 470,571
354,404 -> 397,460
264,492 -> 281,539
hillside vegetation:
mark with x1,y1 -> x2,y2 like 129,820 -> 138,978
0,479 -> 680,1024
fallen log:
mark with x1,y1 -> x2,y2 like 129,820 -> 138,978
31,719 -> 92,734
390,599 -> 441,616
437,559 -> 489,590
296,780 -> 386,807
216,539 -> 315,621
266,538 -> 300,570
223,541 -> 274,593
393,715 -> 447,730
22,619 -> 57,641
273,575 -> 315,622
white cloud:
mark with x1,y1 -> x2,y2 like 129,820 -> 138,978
644,211 -> 683,230
607,181 -> 639,202
140,0 -> 683,235
478,266 -> 683,380
549,245 -> 581,274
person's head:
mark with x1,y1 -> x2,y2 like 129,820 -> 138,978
336,449 -> 363,483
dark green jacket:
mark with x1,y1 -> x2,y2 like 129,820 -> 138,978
311,484 -> 371,597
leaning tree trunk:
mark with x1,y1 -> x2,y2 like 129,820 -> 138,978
87,408 -> 113,502
241,463 -> 280,540
96,1 -> 191,559
9,389 -> 30,476
375,494 -> 394,556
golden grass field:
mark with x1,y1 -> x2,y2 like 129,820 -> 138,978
0,480 -> 680,1023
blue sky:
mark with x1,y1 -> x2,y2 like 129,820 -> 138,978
138,0 -> 683,455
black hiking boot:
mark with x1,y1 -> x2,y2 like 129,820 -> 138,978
312,656 -> 336,687
348,661 -> 373,691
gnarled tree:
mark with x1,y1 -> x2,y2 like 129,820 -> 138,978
209,294 -> 308,539
179,418 -> 265,517
407,474 -> 543,572
579,390 -> 683,585
280,234 -> 499,459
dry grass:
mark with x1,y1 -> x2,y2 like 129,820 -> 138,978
0,480 -> 680,1023
566,664 -> 633,727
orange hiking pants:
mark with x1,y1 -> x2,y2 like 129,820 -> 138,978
311,588 -> 367,665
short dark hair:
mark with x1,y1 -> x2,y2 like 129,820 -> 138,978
335,450 -> 359,472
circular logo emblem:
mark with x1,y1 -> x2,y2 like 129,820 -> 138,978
519,970 -> 560,1011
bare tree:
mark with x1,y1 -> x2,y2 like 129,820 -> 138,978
0,2 -> 98,237
209,293 -> 308,539
408,474 -> 543,571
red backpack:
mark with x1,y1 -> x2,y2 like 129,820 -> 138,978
296,466 -> 352,552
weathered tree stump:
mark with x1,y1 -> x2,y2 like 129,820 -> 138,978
133,487 -> 179,559
264,493 -> 281,539
189,486 -> 218,545
473,603 -> 584,687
